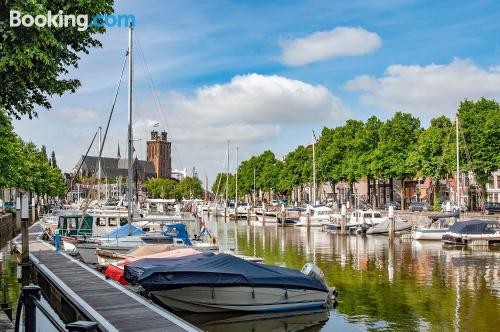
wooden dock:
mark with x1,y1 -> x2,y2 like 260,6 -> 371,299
16,228 -> 199,332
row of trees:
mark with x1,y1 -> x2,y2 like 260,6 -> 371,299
213,99 -> 499,207
0,112 -> 67,199
143,177 -> 204,200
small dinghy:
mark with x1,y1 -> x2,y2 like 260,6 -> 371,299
124,254 -> 334,312
366,219 -> 412,235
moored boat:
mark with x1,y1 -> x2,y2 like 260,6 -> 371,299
125,254 -> 334,312
442,220 -> 500,245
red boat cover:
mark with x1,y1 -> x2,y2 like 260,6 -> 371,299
104,248 -> 201,285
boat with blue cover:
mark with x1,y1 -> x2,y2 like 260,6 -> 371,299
125,253 -> 334,312
442,220 -> 500,245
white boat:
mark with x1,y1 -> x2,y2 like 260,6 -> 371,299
129,255 -> 334,313
154,286 -> 329,312
442,220 -> 500,245
348,209 -> 386,228
296,205 -> 341,227
411,214 -> 457,240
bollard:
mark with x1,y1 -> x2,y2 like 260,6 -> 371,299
306,206 -> 311,230
388,205 -> 395,239
340,204 -> 347,235
22,285 -> 41,332
66,321 -> 99,332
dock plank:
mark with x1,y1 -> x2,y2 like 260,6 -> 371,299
24,233 -> 198,332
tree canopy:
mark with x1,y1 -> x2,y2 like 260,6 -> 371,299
0,0 -> 114,118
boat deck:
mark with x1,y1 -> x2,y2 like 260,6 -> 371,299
19,228 -> 199,332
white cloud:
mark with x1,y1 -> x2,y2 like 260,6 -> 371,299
346,58 -> 500,119
133,73 -> 348,147
129,73 -> 349,180
280,27 -> 382,66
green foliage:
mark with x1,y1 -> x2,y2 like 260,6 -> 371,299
0,0 -> 114,119
0,112 -> 66,197
457,98 -> 500,186
176,176 -> 204,199
144,176 -> 204,200
228,101 -> 498,200
50,150 -> 57,168
143,178 -> 176,199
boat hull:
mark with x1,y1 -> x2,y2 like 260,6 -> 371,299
152,286 -> 328,313
411,228 -> 448,240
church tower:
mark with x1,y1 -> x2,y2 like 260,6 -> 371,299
146,130 -> 172,179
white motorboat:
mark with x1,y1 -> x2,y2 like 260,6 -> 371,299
411,213 -> 457,240
296,205 -> 341,227
442,220 -> 500,245
126,255 -> 334,313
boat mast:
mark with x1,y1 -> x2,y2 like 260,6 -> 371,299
456,115 -> 460,219
127,23 -> 134,235
225,140 -> 229,206
253,167 -> 256,204
235,146 -> 238,213
97,126 -> 102,203
312,131 -> 317,205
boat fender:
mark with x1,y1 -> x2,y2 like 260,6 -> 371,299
252,289 -> 255,299
284,289 -> 288,300
211,287 -> 215,300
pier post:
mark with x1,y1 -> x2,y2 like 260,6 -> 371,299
224,207 -> 227,223
22,285 -> 41,332
306,205 -> 311,230
246,206 -> 250,225
341,204 -> 347,235
16,196 -> 21,231
263,204 -> 266,226
388,205 -> 395,239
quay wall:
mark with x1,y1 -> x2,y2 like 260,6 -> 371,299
0,214 -> 16,248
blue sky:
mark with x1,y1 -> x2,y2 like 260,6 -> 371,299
13,0 -> 500,184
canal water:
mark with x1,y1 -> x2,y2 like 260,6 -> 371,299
181,216 -> 500,331
1,218 -> 499,331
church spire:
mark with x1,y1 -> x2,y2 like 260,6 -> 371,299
117,141 -> 121,158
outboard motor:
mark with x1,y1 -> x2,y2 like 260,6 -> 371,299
301,263 -> 338,306
301,263 -> 326,285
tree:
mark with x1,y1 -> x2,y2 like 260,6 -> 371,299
40,145 -> 48,162
457,99 -> 500,197
0,112 -> 21,189
413,116 -> 453,210
372,112 -> 421,209
0,0 -> 114,119
50,151 -> 57,168
177,177 -> 204,199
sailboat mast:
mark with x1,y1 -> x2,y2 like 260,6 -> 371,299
225,140 -> 229,205
127,23 -> 134,234
97,126 -> 102,203
235,146 -> 238,213
456,115 -> 460,219
312,131 -> 317,204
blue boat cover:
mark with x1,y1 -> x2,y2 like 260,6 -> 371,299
163,223 -> 192,245
124,251 -> 215,283
448,220 -> 498,234
125,253 -> 328,292
102,224 -> 145,238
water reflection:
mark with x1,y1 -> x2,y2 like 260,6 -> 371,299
182,216 -> 500,331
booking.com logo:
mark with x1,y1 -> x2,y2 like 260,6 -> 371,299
9,10 -> 135,31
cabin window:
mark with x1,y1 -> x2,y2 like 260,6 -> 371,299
364,213 -> 372,218
96,217 -> 106,226
374,213 -> 382,218
67,218 -> 77,229
108,218 -> 118,226
484,224 -> 497,234
120,218 -> 128,226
